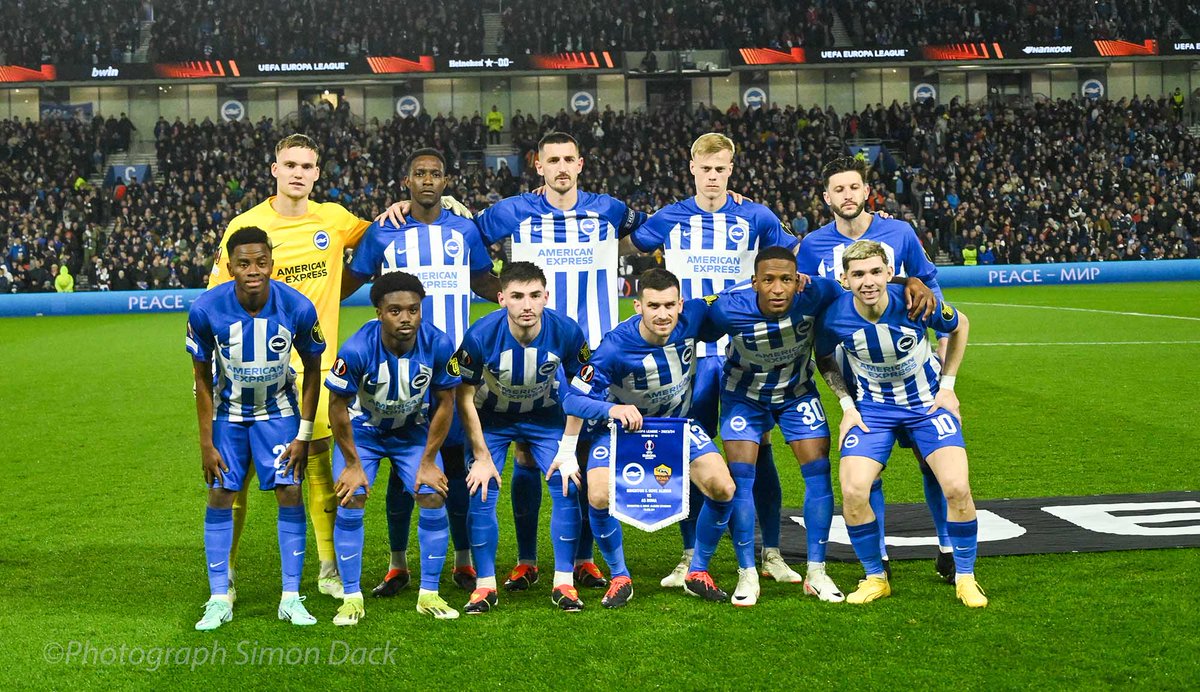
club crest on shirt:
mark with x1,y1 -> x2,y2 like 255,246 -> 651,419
313,230 -> 331,250
896,334 -> 917,352
538,361 -> 558,376
444,238 -> 462,258
681,344 -> 694,364
578,217 -> 601,238
268,334 -> 291,353
592,444 -> 610,460
411,372 -> 431,391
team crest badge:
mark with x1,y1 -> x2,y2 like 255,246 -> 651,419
681,344 -> 694,364
313,230 -> 330,250
412,372 -> 431,390
654,464 -> 672,486
538,361 -> 559,376
896,334 -> 917,352
268,334 -> 291,353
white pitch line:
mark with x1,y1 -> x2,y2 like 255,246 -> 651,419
956,301 -> 1200,322
973,340 -> 1200,347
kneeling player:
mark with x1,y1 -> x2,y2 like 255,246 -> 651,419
188,227 -> 325,630
560,269 -> 737,607
326,271 -> 463,623
816,240 -> 987,608
457,262 -> 591,613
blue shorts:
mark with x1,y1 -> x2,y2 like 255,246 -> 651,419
719,390 -> 830,443
333,426 -> 442,496
472,418 -> 562,476
586,419 -> 720,471
688,355 -> 723,438
840,400 -> 966,465
211,417 -> 301,492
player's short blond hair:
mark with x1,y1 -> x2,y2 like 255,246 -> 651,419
690,133 -> 735,159
275,133 -> 320,162
841,240 -> 890,272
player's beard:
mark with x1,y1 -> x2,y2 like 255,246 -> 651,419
832,199 -> 866,221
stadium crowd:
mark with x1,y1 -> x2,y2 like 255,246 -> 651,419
2,92 -> 1197,293
0,0 -> 142,66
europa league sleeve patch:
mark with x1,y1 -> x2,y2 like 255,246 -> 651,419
332,358 -> 348,377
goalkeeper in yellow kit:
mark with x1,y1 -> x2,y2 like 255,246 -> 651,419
207,133 -> 370,599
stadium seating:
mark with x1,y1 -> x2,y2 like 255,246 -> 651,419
0,0 -> 142,65
2,94 -> 1197,293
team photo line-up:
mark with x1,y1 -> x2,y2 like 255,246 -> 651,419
188,128 -> 986,631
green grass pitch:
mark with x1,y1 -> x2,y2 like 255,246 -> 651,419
1,282 -> 1197,689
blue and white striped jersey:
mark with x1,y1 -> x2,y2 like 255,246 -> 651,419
564,299 -> 711,432
631,197 -> 798,357
797,215 -> 940,290
457,306 -> 590,423
349,209 -> 492,348
324,319 -> 459,433
816,284 -> 960,408
187,280 -> 325,422
702,277 -> 843,404
476,191 -> 646,348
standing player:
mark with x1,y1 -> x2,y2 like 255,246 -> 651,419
326,271 -> 462,624
342,148 -> 499,597
700,247 -> 849,604
815,240 -> 986,607
798,156 -> 953,581
188,227 -> 325,630
560,269 -> 738,608
455,262 -> 591,613
628,132 -> 804,587
207,133 -> 370,601
473,132 -> 644,590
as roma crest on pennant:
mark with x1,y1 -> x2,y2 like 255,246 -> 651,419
654,464 -> 672,486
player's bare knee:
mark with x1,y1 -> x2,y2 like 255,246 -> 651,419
275,484 -> 303,506
703,476 -> 735,503
207,488 -> 237,509
342,494 -> 367,510
415,493 -> 444,510
942,482 -> 973,510
588,483 -> 609,511
840,482 -> 871,512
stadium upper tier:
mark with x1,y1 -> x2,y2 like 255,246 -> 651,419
0,0 -> 1196,65
1,94 -> 1197,294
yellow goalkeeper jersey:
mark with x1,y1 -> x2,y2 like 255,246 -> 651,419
208,197 -> 369,374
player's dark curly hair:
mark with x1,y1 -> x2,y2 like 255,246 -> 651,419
406,147 -> 446,174
498,261 -> 547,289
637,268 -> 680,298
821,155 -> 871,188
754,245 -> 798,272
370,271 -> 426,307
225,226 -> 272,256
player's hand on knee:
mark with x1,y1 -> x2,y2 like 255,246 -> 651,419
927,389 -> 961,422
838,408 -> 869,449
202,447 -> 228,486
335,464 -> 370,505
415,463 -> 449,497
466,455 -> 500,501
611,405 -> 643,432
278,440 -> 310,481
547,453 -> 581,497
376,201 -> 411,227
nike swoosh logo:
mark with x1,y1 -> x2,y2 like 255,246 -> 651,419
954,546 -> 971,551
209,562 -> 225,569
292,550 -> 304,556
426,555 -> 445,560
598,529 -> 618,539
715,520 -> 730,528
324,508 -> 335,513
736,540 -> 752,547
818,539 -> 828,545
471,542 -> 488,549
339,553 -> 359,561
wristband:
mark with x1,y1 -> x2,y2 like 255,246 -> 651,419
940,375 -> 956,391
839,395 -> 856,412
558,433 -> 579,455
297,419 -> 314,441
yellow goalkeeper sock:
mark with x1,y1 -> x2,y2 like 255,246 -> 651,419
228,485 -> 251,571
306,446 -> 337,566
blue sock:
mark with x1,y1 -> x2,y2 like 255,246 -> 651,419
921,460 -> 950,549
689,496 -> 733,572
753,445 -> 782,549
946,519 -> 978,575
847,521 -> 885,578
548,473 -> 582,573
418,506 -> 450,590
800,458 -> 834,563
728,462 -> 757,569
385,469 -> 415,553
588,505 -> 629,579
574,471 -> 595,562
869,478 -> 889,559
468,480 -> 500,580
204,507 -> 233,596
443,463 -> 470,554
511,463 -> 542,562
677,482 -> 703,551
277,505 -> 307,592
333,507 -> 365,596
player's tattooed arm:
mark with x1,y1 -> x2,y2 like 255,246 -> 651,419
816,353 -> 852,401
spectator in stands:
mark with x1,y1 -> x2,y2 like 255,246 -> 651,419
487,106 -> 504,145
55,264 -> 74,292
